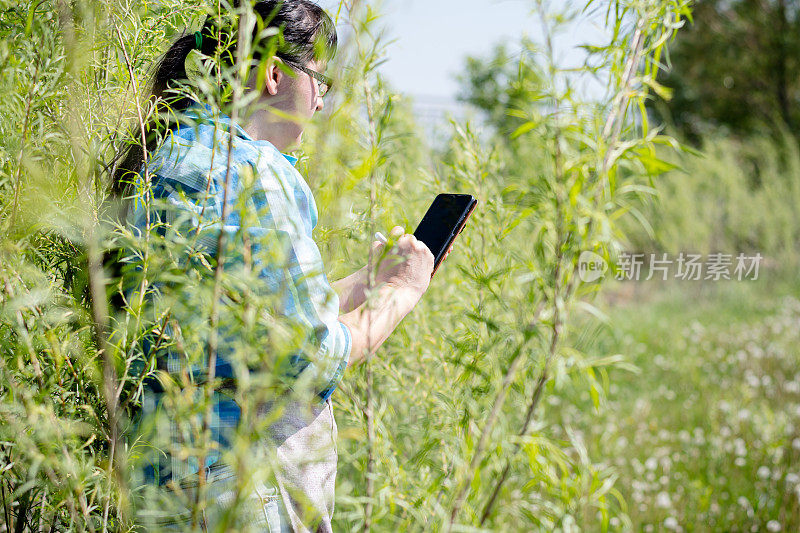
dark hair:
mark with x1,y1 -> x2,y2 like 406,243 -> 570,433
111,0 -> 337,197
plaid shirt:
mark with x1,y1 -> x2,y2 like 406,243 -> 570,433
130,102 -> 350,482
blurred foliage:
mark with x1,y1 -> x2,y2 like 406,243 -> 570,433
456,39 -> 545,138
647,0 -> 800,142
621,131 -> 800,267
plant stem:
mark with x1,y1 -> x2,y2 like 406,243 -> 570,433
194,2 -> 242,527
349,2 -> 382,529
443,344 -> 527,532
86,227 -> 120,533
478,296 -> 565,525
1,475 -> 12,533
479,12 -> 650,526
600,18 -> 646,178
474,2 -> 572,524
10,44 -> 41,227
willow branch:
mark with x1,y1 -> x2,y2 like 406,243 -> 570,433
193,2 -> 240,526
478,13 -> 650,526
443,321 -> 540,533
349,2 -> 381,528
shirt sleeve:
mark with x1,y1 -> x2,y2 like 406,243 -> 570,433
244,156 -> 351,401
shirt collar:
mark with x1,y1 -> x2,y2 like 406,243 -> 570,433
187,101 -> 299,167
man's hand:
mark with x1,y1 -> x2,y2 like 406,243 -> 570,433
373,226 -> 434,295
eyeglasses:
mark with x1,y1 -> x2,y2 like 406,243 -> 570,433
286,62 -> 333,98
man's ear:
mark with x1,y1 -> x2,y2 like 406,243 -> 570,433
263,57 -> 283,96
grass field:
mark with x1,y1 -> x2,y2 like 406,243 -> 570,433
565,266 -> 800,530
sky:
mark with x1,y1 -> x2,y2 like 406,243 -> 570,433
319,0 -> 612,104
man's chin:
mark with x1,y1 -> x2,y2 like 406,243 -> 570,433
285,133 -> 303,152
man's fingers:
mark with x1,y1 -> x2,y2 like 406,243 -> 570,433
389,225 -> 404,239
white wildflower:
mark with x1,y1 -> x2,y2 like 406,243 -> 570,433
655,491 -> 671,508
737,496 -> 751,509
745,371 -> 760,388
766,520 -> 782,532
734,438 -> 748,456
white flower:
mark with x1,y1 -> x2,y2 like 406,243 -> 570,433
766,520 -> 781,532
656,491 -> 671,508
745,371 -> 760,388
737,496 -> 751,509
758,466 -> 771,479
663,516 -> 679,530
734,438 -> 748,457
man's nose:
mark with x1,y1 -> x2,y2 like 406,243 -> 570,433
315,94 -> 324,112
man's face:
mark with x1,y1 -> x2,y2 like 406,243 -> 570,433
249,58 -> 326,151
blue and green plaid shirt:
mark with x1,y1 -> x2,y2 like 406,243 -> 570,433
130,102 -> 351,482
